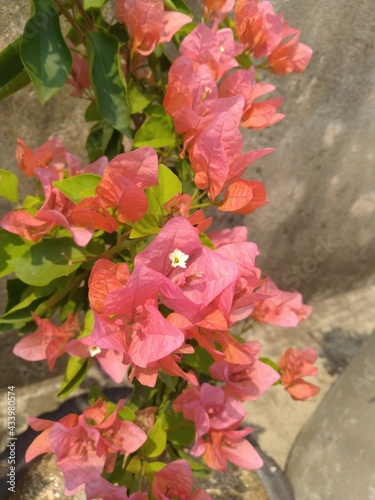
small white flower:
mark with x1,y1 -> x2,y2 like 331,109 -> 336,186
219,45 -> 225,52
169,248 -> 189,268
88,345 -> 102,357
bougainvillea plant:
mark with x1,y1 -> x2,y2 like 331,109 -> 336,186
0,0 -> 319,497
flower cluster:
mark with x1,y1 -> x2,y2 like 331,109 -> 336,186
0,0 -> 320,497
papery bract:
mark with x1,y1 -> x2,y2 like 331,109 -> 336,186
65,336 -> 128,384
268,26 -> 313,75
219,67 -> 284,129
71,197 -> 119,233
219,179 -> 268,214
208,226 -> 248,248
203,427 -> 263,471
251,276 -> 313,327
16,136 -> 67,178
115,0 -> 191,55
152,459 -> 212,499
210,341 -> 280,400
95,147 -> 158,223
13,313 -> 79,371
180,24 -> 243,80
278,347 -> 320,400
234,0 -> 283,57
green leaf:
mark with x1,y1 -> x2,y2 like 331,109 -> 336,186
128,79 -> 154,114
0,36 -> 31,99
85,101 -> 102,122
78,309 -> 94,338
86,32 -> 131,136
118,406 -> 136,422
163,0 -> 192,16
58,357 -> 90,398
20,0 -> 72,104
168,421 -> 195,445
259,357 -> 282,375
126,455 -> 142,474
141,418 -> 167,458
183,345 -> 214,376
86,121 -> 114,161
129,214 -> 160,239
152,164 -> 182,208
11,238 -> 87,286
2,282 -> 55,318
0,169 -> 19,203
84,0 -> 107,8
200,233 -> 215,248
53,174 -> 101,204
0,230 -> 30,279
133,115 -> 176,149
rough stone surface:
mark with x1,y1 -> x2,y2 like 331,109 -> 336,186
286,330 -> 375,500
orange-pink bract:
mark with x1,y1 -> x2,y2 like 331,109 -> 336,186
278,347 -> 320,400
115,0 -> 191,55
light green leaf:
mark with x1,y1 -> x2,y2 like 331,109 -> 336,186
11,238 -> 87,286
0,169 -> 19,203
84,0 -> 107,8
20,0 -> 72,104
58,357 -> 90,398
133,115 -> 176,149
86,32 -> 131,136
152,164 -> 182,207
141,418 -> 167,458
53,174 -> 101,204
0,36 -> 31,100
130,214 -> 160,239
128,79 -> 154,114
0,230 -> 30,279
200,233 -> 215,248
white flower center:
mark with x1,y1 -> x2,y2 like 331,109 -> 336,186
88,345 -> 102,357
169,248 -> 189,268
220,45 -> 225,53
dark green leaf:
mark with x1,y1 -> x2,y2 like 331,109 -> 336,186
2,281 -> 55,317
85,101 -> 102,122
20,0 -> 72,104
11,238 -> 87,286
0,36 -> 31,99
86,32 -> 131,136
133,115 -> 176,149
53,174 -> 101,204
58,357 -> 90,398
86,121 -> 115,161
163,0 -> 192,16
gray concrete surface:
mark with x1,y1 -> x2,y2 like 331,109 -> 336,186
286,328 -> 375,499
